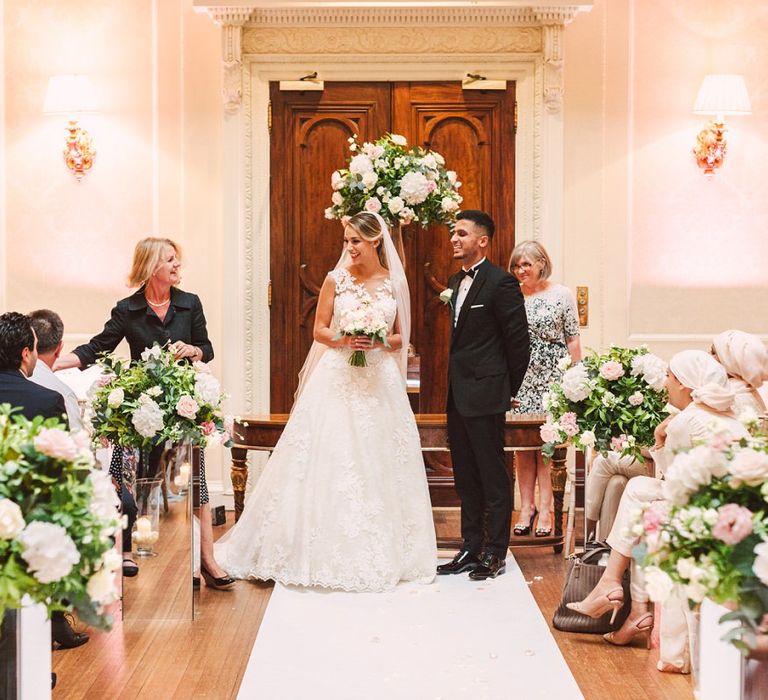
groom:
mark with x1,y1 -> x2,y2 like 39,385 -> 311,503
437,211 -> 530,580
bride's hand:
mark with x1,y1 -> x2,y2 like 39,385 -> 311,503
349,335 -> 374,350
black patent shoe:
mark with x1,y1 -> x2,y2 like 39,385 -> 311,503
436,549 -> 482,575
51,612 -> 89,649
201,566 -> 236,590
513,508 -> 538,536
468,553 -> 506,580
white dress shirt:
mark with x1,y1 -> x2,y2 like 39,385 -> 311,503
30,361 -> 84,431
454,257 -> 486,326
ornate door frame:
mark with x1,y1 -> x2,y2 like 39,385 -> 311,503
197,4 -> 593,414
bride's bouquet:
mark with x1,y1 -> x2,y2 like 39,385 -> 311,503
540,345 -> 668,462
89,343 -> 232,450
633,415 -> 768,654
324,133 -> 463,229
333,301 -> 390,367
0,405 -> 123,627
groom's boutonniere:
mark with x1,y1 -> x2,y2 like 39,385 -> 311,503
439,288 -> 453,305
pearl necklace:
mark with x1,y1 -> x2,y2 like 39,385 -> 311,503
146,295 -> 171,307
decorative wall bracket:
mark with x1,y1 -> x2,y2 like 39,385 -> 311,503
205,7 -> 255,113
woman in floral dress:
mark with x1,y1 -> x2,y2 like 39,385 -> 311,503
509,241 -> 581,536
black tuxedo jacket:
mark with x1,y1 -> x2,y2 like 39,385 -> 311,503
0,369 -> 68,423
447,260 -> 530,417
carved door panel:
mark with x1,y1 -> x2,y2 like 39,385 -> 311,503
270,83 -> 391,411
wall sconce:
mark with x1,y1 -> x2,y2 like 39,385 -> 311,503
43,74 -> 98,181
692,74 -> 751,175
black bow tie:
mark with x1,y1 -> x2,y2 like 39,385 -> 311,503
460,268 -> 477,280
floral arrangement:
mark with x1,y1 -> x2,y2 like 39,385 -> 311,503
89,344 -> 232,450
540,345 -> 668,461
333,301 -> 390,367
324,133 -> 463,228
0,405 -> 123,627
634,414 -> 768,654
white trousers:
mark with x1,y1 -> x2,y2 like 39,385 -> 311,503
585,452 -> 650,521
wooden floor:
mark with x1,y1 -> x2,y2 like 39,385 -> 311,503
52,510 -> 692,700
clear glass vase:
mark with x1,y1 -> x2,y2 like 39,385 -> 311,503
133,477 -> 163,556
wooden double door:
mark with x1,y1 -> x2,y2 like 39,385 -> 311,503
269,81 -> 517,415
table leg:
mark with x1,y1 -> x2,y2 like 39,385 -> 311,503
230,447 -> 248,522
550,446 -> 568,554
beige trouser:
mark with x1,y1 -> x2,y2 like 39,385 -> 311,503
606,475 -> 690,672
585,452 -> 650,521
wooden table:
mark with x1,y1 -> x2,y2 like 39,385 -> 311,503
231,414 -> 568,553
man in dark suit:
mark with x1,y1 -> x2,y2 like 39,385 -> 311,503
0,311 -> 88,650
437,211 -> 530,580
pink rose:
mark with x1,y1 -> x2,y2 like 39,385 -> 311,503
712,504 -> 754,545
610,435 -> 626,451
559,412 -> 579,437
34,428 -> 78,461
540,422 -> 560,443
95,372 -> 116,387
426,180 -> 437,192
642,501 -> 668,534
200,421 -> 216,436
175,395 -> 200,420
364,197 -> 382,213
599,360 -> 625,381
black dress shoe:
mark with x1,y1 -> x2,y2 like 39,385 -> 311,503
51,612 -> 89,649
469,553 -> 506,580
436,550 -> 482,575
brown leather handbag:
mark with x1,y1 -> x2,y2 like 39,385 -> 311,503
552,544 -> 632,634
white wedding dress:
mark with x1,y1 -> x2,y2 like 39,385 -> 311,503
215,268 -> 437,592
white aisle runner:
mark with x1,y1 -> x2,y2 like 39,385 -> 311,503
237,555 -> 583,700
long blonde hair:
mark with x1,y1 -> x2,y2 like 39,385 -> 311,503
347,212 -> 406,270
127,237 -> 182,288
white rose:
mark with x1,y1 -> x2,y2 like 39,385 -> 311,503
89,469 -> 120,528
140,345 -> 162,362
643,566 -> 675,602
33,428 -> 78,461
387,197 -> 405,215
362,170 -> 378,190
146,386 -> 162,397
754,542 -> 768,586
675,557 -> 697,580
331,170 -> 344,190
422,154 -> 437,170
728,448 -> 768,486
684,580 -> 709,604
557,356 -> 572,372
195,373 -> 221,406
579,430 -> 596,448
0,499 -> 25,540
446,170 -> 457,184
87,568 -> 119,605
349,154 -> 374,176
434,152 -> 445,165
628,391 -> 644,406
107,388 -> 124,408
331,191 -> 344,206
441,196 -> 459,213
176,395 -> 200,420
19,521 -> 80,583
390,134 -> 408,146
324,207 -> 335,220
364,197 -> 382,213
561,364 -> 591,402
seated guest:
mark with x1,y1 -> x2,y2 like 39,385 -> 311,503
712,329 -> 768,414
28,309 -> 83,431
566,351 -> 748,667
0,312 -> 87,649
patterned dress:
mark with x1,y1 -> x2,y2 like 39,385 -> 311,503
511,283 -> 580,415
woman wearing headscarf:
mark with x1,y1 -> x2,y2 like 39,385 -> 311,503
712,329 -> 768,415
566,350 -> 748,667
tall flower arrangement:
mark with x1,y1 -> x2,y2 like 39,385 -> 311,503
540,345 -> 668,461
0,406 -> 122,626
89,344 -> 232,450
635,415 -> 768,654
325,133 -> 463,228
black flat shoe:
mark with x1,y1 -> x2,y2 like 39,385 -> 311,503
201,566 -> 236,590
436,549 -> 482,575
51,612 -> 89,650
123,557 -> 139,577
469,553 -> 506,581
513,508 -> 538,536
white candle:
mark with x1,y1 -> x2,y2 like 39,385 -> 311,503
179,463 -> 190,484
136,516 -> 151,536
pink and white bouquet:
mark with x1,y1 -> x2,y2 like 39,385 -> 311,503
333,301 -> 390,368
634,417 -> 768,654
89,343 -> 232,449
325,133 -> 463,229
540,345 -> 668,461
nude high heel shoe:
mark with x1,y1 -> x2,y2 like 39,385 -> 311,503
603,611 -> 653,647
566,587 -> 624,625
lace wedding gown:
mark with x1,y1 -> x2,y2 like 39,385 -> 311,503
215,269 -> 437,592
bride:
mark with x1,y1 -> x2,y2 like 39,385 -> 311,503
215,212 -> 437,591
